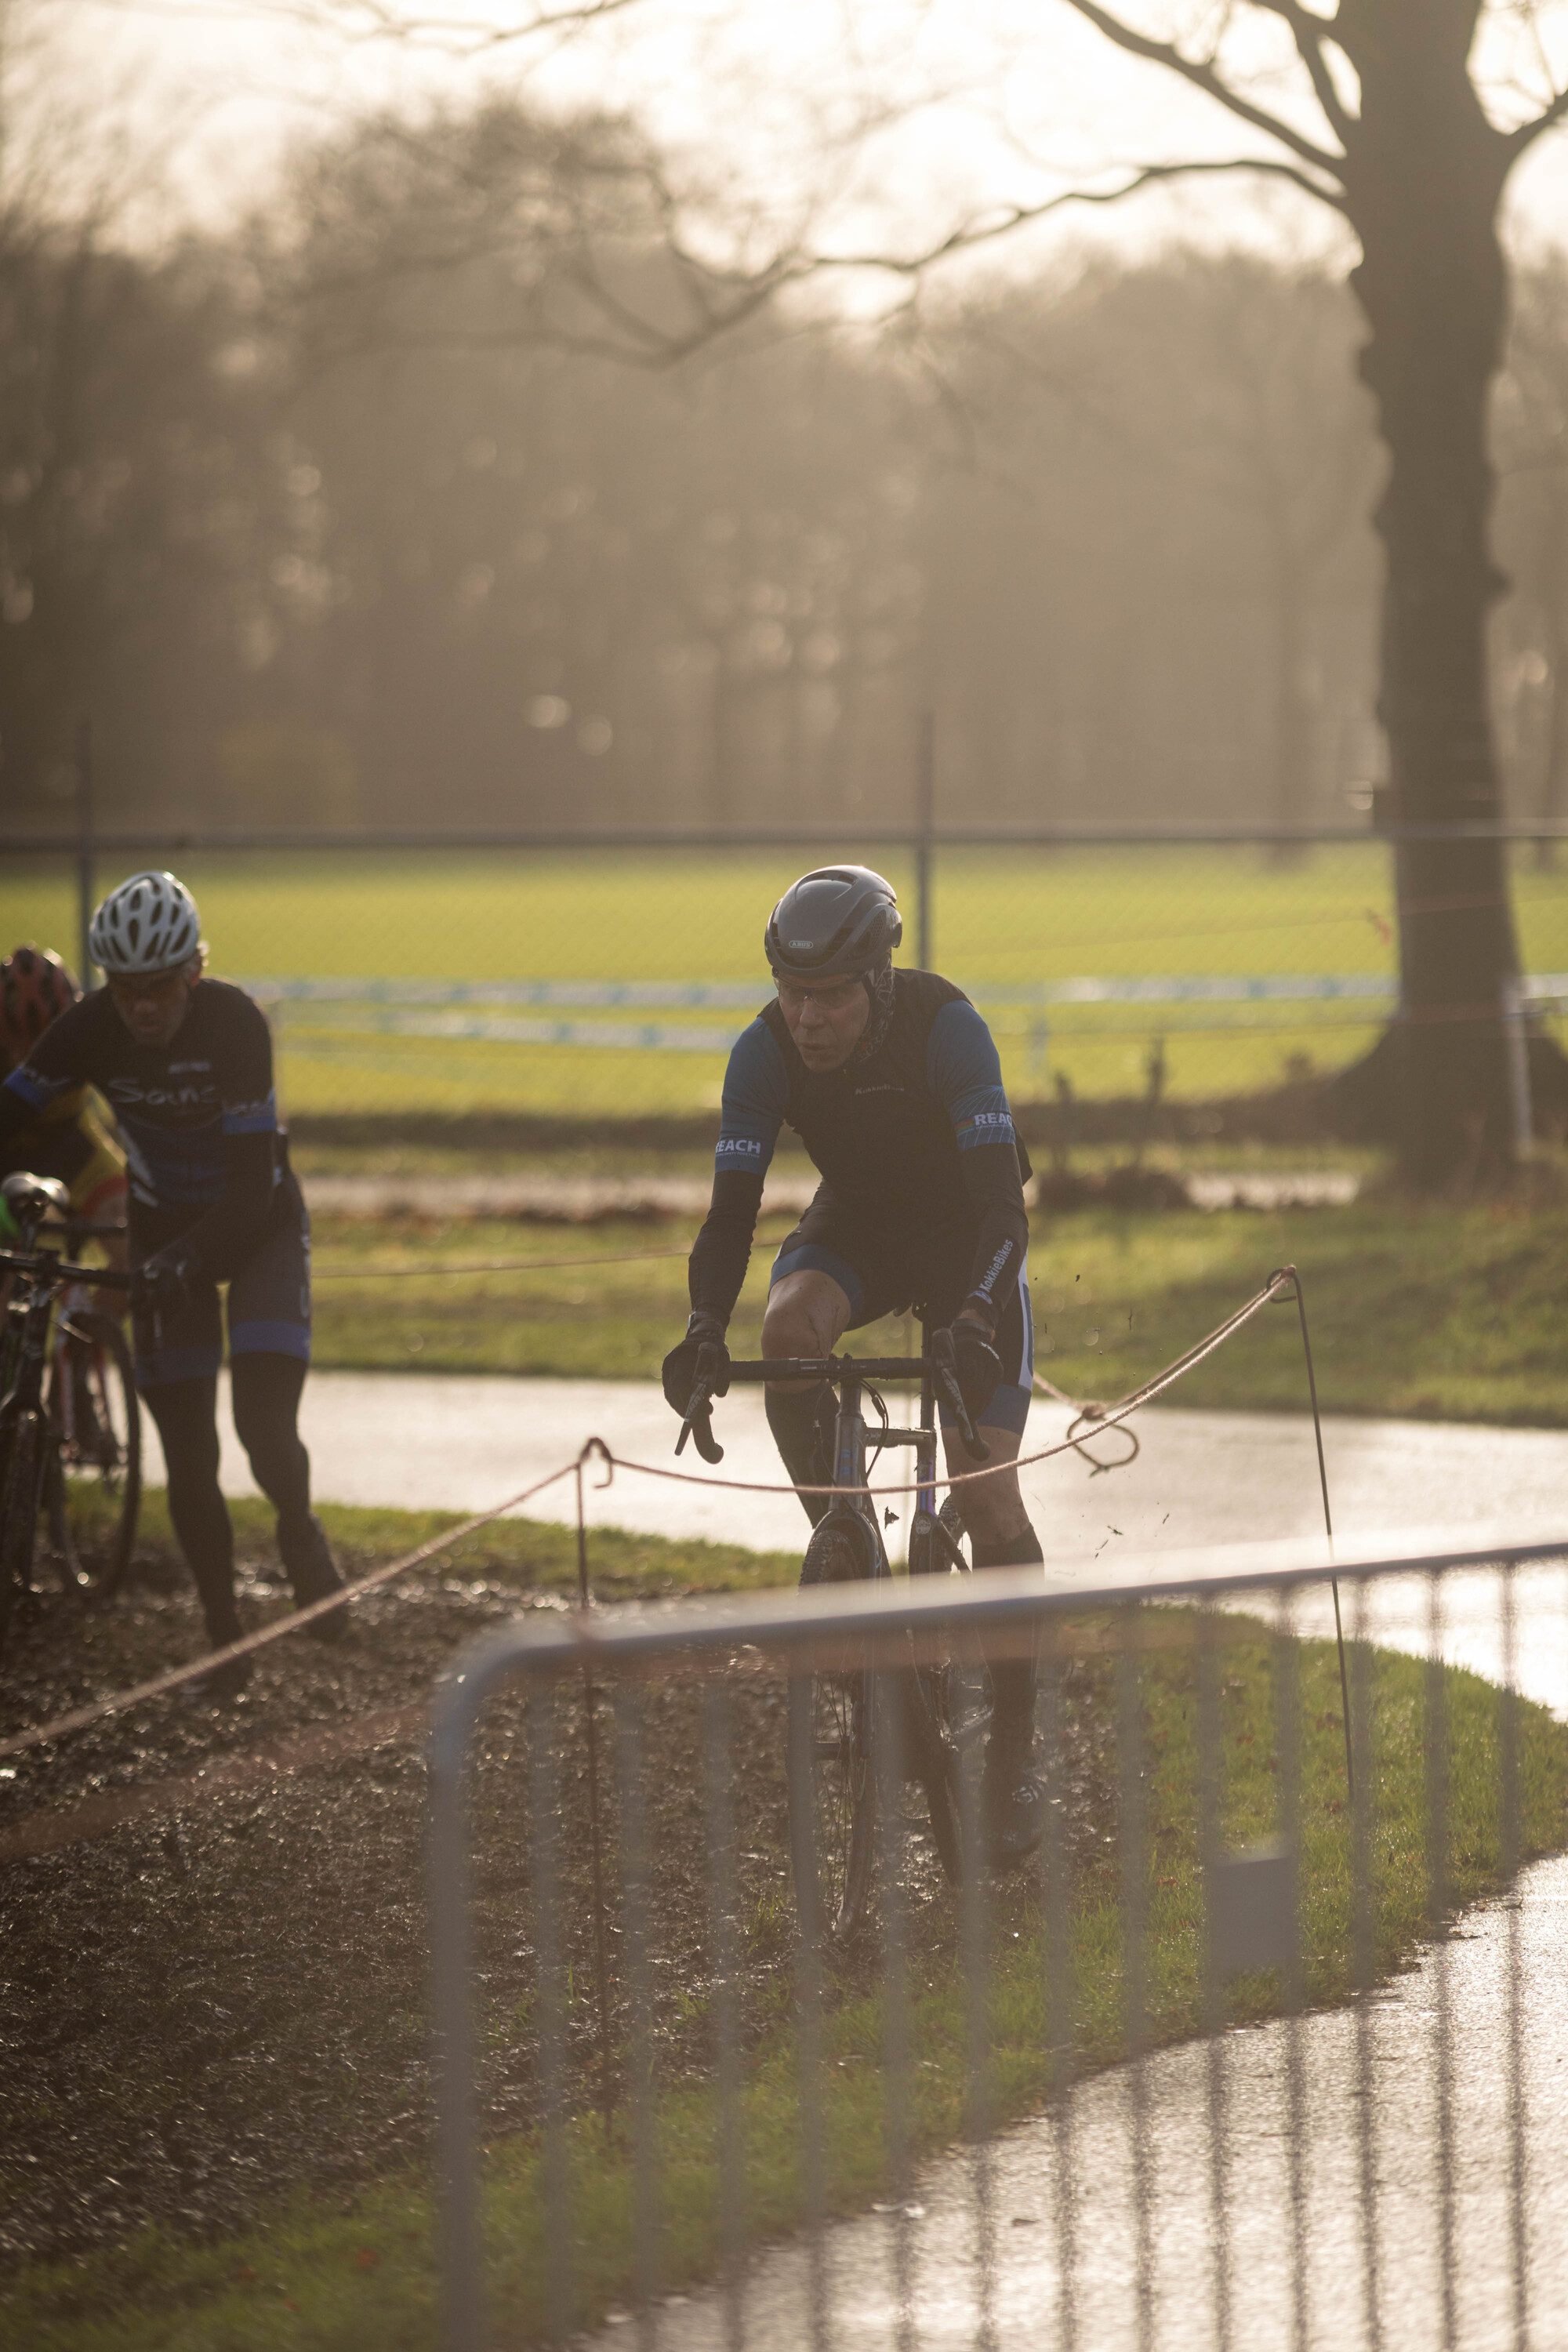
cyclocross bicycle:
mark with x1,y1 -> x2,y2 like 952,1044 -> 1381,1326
0,1171 -> 139,1661
677,1325 -> 991,1944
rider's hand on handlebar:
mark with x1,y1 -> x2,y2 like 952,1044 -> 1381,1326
661,1311 -> 731,1415
944,1315 -> 1004,1424
131,1243 -> 198,1319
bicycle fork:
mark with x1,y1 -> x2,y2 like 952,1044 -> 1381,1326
829,1370 -> 884,1561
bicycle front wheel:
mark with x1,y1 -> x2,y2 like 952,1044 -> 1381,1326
45,1310 -> 141,1599
789,1665 -> 877,1947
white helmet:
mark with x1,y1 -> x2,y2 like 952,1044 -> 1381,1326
89,870 -> 202,976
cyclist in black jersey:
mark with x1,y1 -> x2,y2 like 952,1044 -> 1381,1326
0,871 -> 344,1695
662,866 -> 1046,1864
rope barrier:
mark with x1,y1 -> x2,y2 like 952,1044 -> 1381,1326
310,1244 -> 694,1279
0,1461 -> 578,1762
578,1270 -> 1294,1504
1030,1370 -> 1140,1472
0,1267 -> 1296,1765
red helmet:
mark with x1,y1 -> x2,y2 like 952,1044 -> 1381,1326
0,944 -> 79,1069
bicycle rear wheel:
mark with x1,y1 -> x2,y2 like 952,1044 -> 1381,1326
897,1668 -> 964,1886
45,1311 -> 140,1599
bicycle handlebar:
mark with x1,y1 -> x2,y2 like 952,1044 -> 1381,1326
724,1356 -> 927,1381
0,1249 -> 131,1290
42,1219 -> 128,1240
678,1340 -> 990,1464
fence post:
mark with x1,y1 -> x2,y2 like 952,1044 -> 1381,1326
1501,976 -> 1533,1156
75,715 -> 95,983
915,712 -> 934,971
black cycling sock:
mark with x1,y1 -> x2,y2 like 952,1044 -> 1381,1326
141,1377 -> 241,1647
765,1382 -> 838,1528
973,1527 -> 1045,1756
230,1352 -> 313,1545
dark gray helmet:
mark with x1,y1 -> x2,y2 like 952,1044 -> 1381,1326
765,866 -> 902,982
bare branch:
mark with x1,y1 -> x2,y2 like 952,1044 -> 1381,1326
793,155 -> 1348,283
296,153 -> 1348,378
1054,0 -> 1345,177
105,0 -> 651,56
1248,0 -> 1357,143
1509,82 -> 1568,156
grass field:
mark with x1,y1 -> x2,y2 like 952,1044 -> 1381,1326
11,842 -> 1568,1116
305,1180 -> 1568,1423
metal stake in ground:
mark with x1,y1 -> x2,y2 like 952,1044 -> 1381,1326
1272,1263 -> 1352,1798
575,1456 -> 618,2136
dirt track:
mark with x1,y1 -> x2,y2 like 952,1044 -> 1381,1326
0,1541 -> 1110,2268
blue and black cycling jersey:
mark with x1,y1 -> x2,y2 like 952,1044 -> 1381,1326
0,978 -> 295,1277
689,967 -> 1032,1331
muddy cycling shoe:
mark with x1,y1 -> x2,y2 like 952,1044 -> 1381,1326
280,1514 -> 350,1639
183,1651 -> 252,1706
982,1740 -> 1044,1869
800,1519 -> 873,1588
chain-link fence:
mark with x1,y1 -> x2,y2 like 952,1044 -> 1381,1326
7,829 -> 1568,1122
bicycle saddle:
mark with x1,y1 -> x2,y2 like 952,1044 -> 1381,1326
2,1171 -> 70,1223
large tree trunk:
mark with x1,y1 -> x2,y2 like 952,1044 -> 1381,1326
1339,2 -> 1530,1181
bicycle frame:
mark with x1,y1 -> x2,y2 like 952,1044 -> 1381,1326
721,1339 -> 974,1577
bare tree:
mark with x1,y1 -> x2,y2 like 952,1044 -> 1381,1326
794,0 -> 1568,1180
306,0 -> 1568,1177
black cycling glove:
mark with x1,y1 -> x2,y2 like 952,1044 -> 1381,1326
661,1311 -> 731,1416
946,1319 -> 1004,1423
131,1243 -> 198,1319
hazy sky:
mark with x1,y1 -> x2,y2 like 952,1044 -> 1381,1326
64,0 -> 1568,281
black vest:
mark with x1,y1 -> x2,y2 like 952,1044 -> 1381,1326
760,969 -> 1030,1231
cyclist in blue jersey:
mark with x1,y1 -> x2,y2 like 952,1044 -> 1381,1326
0,871 -> 344,1695
662,866 -> 1046,1864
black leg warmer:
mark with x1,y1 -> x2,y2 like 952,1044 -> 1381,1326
230,1352 -> 313,1547
972,1526 -> 1045,1754
764,1382 -> 840,1528
141,1377 -> 241,1648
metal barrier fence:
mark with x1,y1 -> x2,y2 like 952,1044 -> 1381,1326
8,823 -> 1568,1120
428,1535 -> 1566,2350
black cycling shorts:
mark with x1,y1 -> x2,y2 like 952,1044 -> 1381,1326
770,1189 -> 1033,1432
131,1205 -> 311,1391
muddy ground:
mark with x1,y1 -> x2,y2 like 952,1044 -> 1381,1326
0,1541 -> 1112,2271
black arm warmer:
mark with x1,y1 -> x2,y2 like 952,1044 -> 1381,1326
957,1140 -> 1030,1328
169,1131 -> 278,1279
688,1167 -> 765,1329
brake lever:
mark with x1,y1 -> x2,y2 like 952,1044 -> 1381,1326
676,1382 -> 725,1463
688,1403 -> 725,1464
953,1397 -> 990,1463
677,1341 -> 729,1462
931,1329 -> 991,1462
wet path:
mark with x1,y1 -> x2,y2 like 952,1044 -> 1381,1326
586,1853 -> 1568,2350
157,1365 -> 1568,1567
